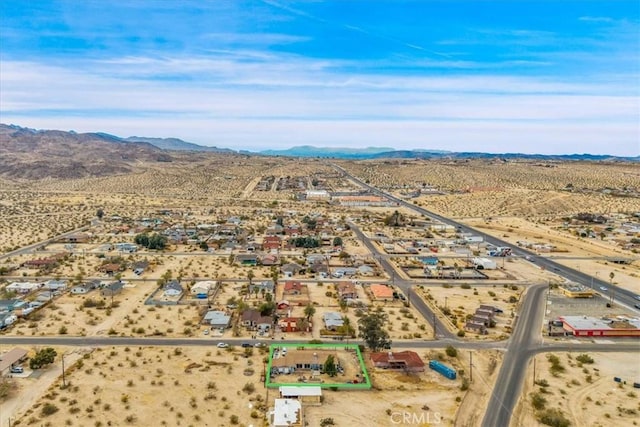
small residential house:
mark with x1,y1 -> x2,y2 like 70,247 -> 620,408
370,351 -> 425,373
336,282 -> 357,300
241,309 -> 273,332
43,280 -> 67,291
191,281 -> 215,298
263,236 -> 282,251
101,281 -> 124,297
250,280 -> 275,295
0,299 -> 26,312
276,300 -> 291,315
70,280 -> 100,294
279,386 -> 322,406
203,310 -> 231,329
269,399 -> 303,427
281,263 -> 304,277
98,263 -> 123,275
357,265 -> 374,276
369,284 -> 394,301
278,317 -> 311,333
322,312 -> 344,331
465,321 -> 488,335
283,281 -> 305,296
236,254 -> 258,266
282,281 -> 309,305
271,349 -> 340,375
163,280 -> 183,297
6,282 -> 41,294
261,254 -> 280,266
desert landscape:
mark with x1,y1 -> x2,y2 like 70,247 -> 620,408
1,142 -> 639,427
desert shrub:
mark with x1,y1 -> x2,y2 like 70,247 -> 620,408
531,392 -> 547,410
445,345 -> 458,358
576,354 -> 594,364
320,418 -> 335,426
41,403 -> 59,416
536,408 -> 570,427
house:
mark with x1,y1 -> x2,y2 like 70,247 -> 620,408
281,263 -> 304,276
241,309 -> 273,332
60,232 -> 90,243
369,284 -> 394,301
322,312 -> 344,331
309,262 -> 329,274
357,265 -> 374,276
306,254 -> 327,266
250,280 -> 275,295
276,300 -> 291,314
278,317 -> 311,333
261,254 -> 280,266
163,280 -> 183,297
115,243 -> 138,253
279,386 -> 322,405
236,254 -> 258,266
465,321 -> 488,335
70,280 -> 100,294
22,258 -> 58,269
98,263 -> 123,275
263,236 -> 282,251
370,351 -> 425,373
203,310 -> 231,329
336,282 -> 357,300
43,280 -> 67,291
0,347 -> 28,376
131,260 -> 149,274
269,399 -> 303,427
35,291 -> 57,303
191,281 -> 216,298
101,281 -> 124,297
283,281 -> 305,296
6,282 -> 41,294
0,299 -> 26,312
271,349 -> 340,375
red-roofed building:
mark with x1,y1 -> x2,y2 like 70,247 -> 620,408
370,351 -> 425,373
263,236 -> 282,251
369,284 -> 394,301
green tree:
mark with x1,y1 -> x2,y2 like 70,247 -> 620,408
134,233 -> 150,247
199,241 -> 209,251
148,233 -> 167,250
332,237 -> 343,247
357,308 -> 391,352
304,303 -> 316,321
96,208 -> 104,219
29,348 -> 57,370
323,355 -> 338,377
247,269 -> 255,286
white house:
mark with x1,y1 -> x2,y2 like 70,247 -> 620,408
6,282 -> 41,294
269,399 -> 303,427
43,280 -> 67,291
191,281 -> 215,298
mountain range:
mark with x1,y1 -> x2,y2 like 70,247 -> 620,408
0,123 -> 636,180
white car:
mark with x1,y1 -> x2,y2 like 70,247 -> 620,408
599,286 -> 608,291
216,342 -> 229,348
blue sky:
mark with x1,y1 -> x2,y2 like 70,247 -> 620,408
1,1 -> 638,155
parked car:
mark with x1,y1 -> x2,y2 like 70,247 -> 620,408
216,342 -> 228,348
10,366 -> 24,374
203,329 -> 209,335
634,304 -> 640,310
254,342 -> 265,348
600,286 -> 608,291
241,343 -> 252,348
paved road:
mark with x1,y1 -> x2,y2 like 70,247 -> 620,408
0,225 -> 90,260
346,220 -> 454,339
332,164 -> 640,311
333,163 -> 640,424
482,284 -> 547,427
2,335 -> 637,353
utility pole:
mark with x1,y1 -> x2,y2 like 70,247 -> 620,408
433,313 -> 437,339
62,353 -> 66,387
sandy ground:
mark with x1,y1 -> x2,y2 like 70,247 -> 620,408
4,344 -> 494,427
463,217 -> 640,294
513,352 -> 640,427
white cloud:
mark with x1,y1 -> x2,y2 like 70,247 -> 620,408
1,56 -> 638,156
